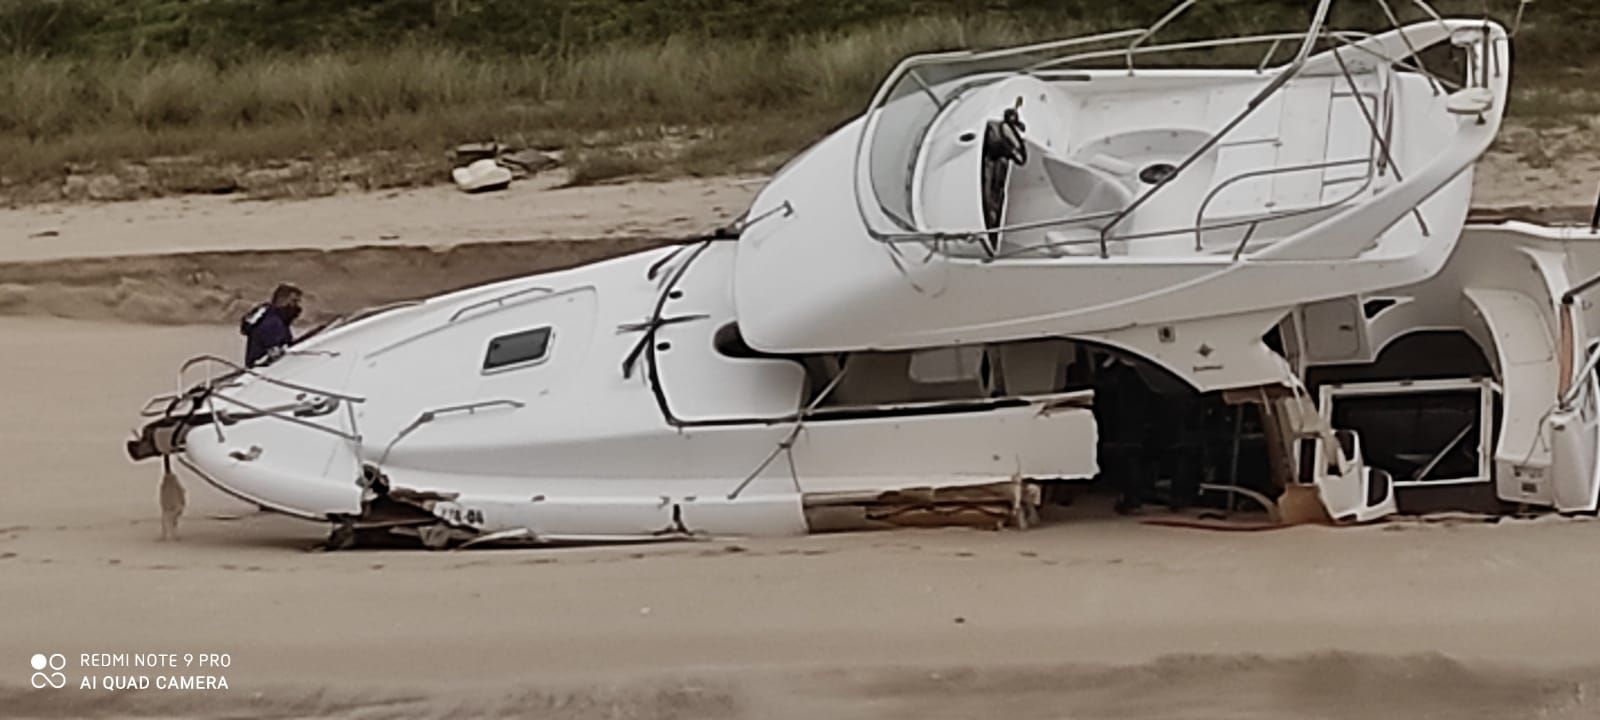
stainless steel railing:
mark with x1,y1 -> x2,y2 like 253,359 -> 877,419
156,354 -> 367,447
1093,0 -> 1336,256
177,355 -> 366,402
852,2 -> 1497,262
1192,158 -> 1372,252
449,285 -> 553,323
861,29 -> 1384,252
377,399 -> 526,465
1124,0 -> 1197,75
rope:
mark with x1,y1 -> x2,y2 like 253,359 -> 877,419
726,366 -> 852,500
617,313 -> 710,379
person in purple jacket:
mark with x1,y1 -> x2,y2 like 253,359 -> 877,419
241,283 -> 304,368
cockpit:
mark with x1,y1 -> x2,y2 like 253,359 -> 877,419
850,1 -> 1503,263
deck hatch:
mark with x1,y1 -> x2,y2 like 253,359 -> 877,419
483,327 -> 553,373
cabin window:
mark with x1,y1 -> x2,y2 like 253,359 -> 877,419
483,327 -> 553,373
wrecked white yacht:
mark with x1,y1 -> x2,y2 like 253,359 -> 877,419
129,1 -> 1590,548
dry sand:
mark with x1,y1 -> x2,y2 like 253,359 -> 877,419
0,175 -> 760,326
4,323 -> 1600,717
0,173 -> 764,263
3,167 -> 1600,717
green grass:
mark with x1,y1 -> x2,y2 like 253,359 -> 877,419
0,15 -> 1117,200
0,1 -> 1594,204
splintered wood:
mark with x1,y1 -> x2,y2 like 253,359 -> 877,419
802,480 -> 1039,533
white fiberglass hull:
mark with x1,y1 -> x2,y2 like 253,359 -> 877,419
152,243 -> 1099,544
733,20 -> 1510,363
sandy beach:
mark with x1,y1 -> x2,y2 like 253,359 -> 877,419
2,319 -> 1599,717
4,165 -> 1600,717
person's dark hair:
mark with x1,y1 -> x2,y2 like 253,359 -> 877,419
271,283 -> 303,305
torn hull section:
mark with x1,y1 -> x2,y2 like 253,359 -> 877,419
802,480 -> 1042,533
321,470 -> 1043,550
362,479 -> 1043,549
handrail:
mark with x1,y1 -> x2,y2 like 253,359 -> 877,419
865,29 -> 1383,244
1510,0 -> 1531,37
1373,0 -> 1443,95
1230,163 -> 1377,260
1330,44 -> 1429,238
178,355 -> 367,403
1562,344 -> 1600,410
1256,38 -> 1283,73
869,29 -> 1382,248
1081,23 -> 1439,261
206,392 -> 362,443
1125,0 -> 1196,75
1029,30 -> 1371,74
378,399 -> 526,465
140,394 -> 178,415
984,162 -> 1374,261
854,8 -> 1481,254
1095,0 -> 1336,256
854,28 -> 1148,233
331,299 -> 425,330
910,120 -> 1382,261
976,172 -> 1362,259
448,286 -> 553,323
422,399 -> 526,417
1557,274 -> 1600,407
1192,158 -> 1372,250
163,355 -> 366,447
139,383 -> 237,417
1591,180 -> 1600,234
1409,0 -> 1451,35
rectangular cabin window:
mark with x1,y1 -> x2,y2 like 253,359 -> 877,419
483,327 -> 553,373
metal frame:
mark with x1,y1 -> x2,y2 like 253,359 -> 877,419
1561,332 -> 1600,411
932,50 -> 1392,262
316,299 -> 424,337
158,354 -> 368,448
450,286 -> 554,323
177,355 -> 366,403
378,399 -> 527,465
1094,0 -> 1336,253
1124,0 -> 1196,74
1556,267 -> 1600,407
850,0 -> 1493,264
1193,158 -> 1369,253
366,285 -> 577,360
1316,377 -> 1495,488
851,28 -> 1148,236
855,7 -> 1343,241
